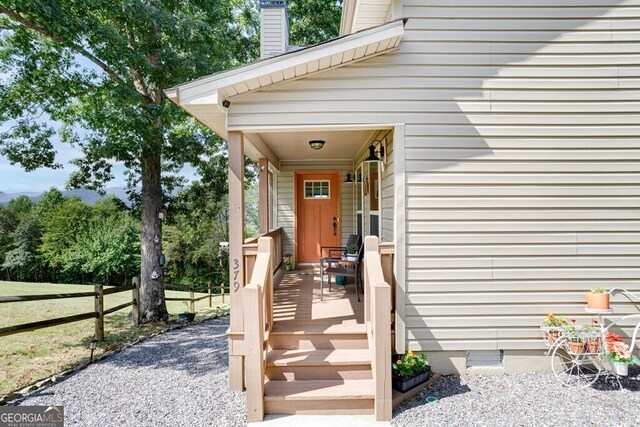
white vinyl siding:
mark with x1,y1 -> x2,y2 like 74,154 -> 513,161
231,0 -> 640,356
260,7 -> 288,58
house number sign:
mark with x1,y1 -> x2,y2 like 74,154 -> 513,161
232,258 -> 241,292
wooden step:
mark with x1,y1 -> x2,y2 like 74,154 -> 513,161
267,349 -> 371,366
269,326 -> 368,350
271,323 -> 366,334
264,379 -> 375,415
266,349 -> 372,380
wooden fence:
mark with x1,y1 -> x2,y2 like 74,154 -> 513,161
0,278 -> 229,342
164,282 -> 230,310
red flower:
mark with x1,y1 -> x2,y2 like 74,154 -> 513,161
570,318 -> 576,324
605,332 -> 624,352
592,320 -> 599,325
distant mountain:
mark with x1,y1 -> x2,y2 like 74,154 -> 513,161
0,187 -> 132,206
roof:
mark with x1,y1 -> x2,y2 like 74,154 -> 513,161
341,0 -> 393,36
165,19 -> 405,140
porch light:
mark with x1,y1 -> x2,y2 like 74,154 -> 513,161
365,139 -> 385,163
308,140 -> 325,150
344,171 -> 354,184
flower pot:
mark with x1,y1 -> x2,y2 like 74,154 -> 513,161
586,341 -> 600,354
612,362 -> 629,376
335,275 -> 346,285
586,292 -> 610,310
545,332 -> 560,345
392,369 -> 431,393
567,341 -> 585,354
345,255 -> 358,262
178,312 -> 196,322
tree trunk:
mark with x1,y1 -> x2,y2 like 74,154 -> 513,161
140,145 -> 168,322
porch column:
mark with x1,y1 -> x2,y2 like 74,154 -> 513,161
259,157 -> 269,234
228,131 -> 245,391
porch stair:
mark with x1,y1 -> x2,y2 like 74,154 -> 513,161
263,325 -> 375,415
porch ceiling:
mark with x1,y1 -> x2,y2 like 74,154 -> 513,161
247,129 -> 376,163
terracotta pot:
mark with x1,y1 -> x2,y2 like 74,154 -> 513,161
586,341 -> 600,353
586,292 -> 610,310
568,341 -> 585,354
546,332 -> 560,345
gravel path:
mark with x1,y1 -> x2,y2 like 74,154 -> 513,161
12,317 -> 245,427
12,319 -> 640,426
392,368 -> 640,427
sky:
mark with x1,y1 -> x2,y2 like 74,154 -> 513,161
0,140 -> 199,194
0,141 -> 130,193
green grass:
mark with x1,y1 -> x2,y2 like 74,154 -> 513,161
0,281 -> 228,395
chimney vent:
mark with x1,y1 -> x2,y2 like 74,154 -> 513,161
260,0 -> 289,59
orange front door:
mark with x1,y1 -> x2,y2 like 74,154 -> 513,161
296,172 -> 340,264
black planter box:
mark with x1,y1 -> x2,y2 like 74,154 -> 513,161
392,369 -> 431,393
178,312 -> 196,322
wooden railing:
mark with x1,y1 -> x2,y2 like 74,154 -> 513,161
244,227 -> 283,276
363,236 -> 392,422
243,236 -> 274,422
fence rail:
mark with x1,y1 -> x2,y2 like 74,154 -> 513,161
0,278 -> 229,342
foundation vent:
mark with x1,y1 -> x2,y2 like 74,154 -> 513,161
467,350 -> 503,369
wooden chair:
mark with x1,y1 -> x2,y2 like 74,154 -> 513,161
319,234 -> 363,301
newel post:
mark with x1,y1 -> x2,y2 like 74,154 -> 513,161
228,131 -> 246,391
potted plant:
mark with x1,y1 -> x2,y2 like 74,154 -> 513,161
392,350 -> 431,393
586,287 -> 610,310
541,313 -> 568,345
581,321 -> 601,353
178,301 -> 196,323
606,333 -> 639,376
565,322 -> 585,354
345,244 -> 358,262
283,254 -> 294,271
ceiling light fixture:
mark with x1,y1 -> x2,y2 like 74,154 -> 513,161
308,140 -> 325,150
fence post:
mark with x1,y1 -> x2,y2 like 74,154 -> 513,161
222,285 -> 225,304
208,281 -> 212,308
190,287 -> 195,313
94,284 -> 104,342
132,276 -> 141,325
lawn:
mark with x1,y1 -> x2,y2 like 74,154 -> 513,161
0,281 -> 228,395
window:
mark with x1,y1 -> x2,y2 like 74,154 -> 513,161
304,180 -> 330,199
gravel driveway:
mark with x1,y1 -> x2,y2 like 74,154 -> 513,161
13,317 -> 245,427
393,368 -> 640,427
12,318 -> 640,427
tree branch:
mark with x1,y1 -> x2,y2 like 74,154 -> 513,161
0,5 -> 127,86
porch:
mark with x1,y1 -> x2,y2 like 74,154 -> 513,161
229,227 -> 395,421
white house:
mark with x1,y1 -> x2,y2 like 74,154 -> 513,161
167,0 -> 640,421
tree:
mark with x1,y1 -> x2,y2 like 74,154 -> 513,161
0,204 -> 18,275
38,196 -> 93,281
2,217 -> 40,281
6,195 -> 33,220
0,1 -> 251,321
63,214 -> 140,285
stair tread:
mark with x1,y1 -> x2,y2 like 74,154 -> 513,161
267,349 -> 371,367
264,379 -> 375,401
271,323 -> 367,335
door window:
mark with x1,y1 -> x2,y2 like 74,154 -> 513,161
304,180 -> 330,199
